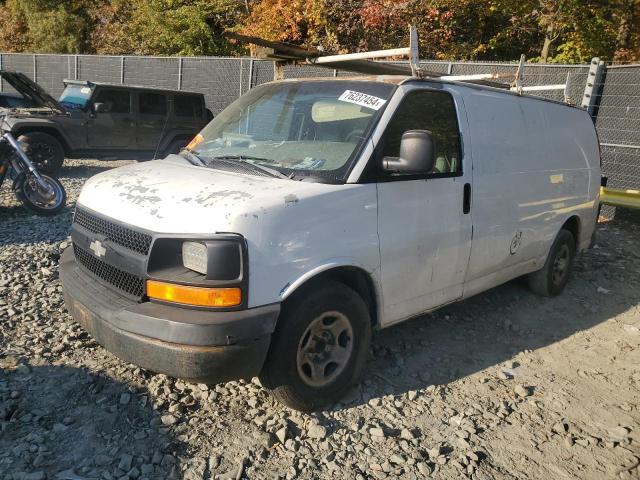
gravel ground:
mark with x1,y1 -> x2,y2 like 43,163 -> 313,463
1,159 -> 639,480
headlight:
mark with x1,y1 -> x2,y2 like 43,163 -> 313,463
179,239 -> 243,281
147,236 -> 245,309
182,241 -> 208,275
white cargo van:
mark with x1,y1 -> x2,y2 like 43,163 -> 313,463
60,76 -> 601,411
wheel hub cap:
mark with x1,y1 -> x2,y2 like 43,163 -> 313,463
296,311 -> 354,388
552,244 -> 570,285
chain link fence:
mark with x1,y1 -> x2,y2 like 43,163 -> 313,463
592,65 -> 640,191
0,52 -> 638,192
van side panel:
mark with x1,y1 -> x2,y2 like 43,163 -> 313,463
461,88 -> 600,297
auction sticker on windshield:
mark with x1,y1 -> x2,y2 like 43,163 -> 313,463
338,90 -> 387,110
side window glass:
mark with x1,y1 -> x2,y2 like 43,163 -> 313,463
139,92 -> 167,115
381,90 -> 461,175
174,95 -> 203,117
94,89 -> 130,114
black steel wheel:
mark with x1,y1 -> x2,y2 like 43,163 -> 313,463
528,229 -> 576,297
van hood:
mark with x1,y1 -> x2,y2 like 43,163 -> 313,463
77,156 -> 341,234
0,71 -> 63,112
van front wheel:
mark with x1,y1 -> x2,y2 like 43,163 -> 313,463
528,229 -> 576,297
259,280 -> 371,412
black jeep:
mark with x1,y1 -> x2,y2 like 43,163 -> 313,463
0,71 -> 212,173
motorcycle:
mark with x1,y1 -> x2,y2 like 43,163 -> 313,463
0,114 -> 66,215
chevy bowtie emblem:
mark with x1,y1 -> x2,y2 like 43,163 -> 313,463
89,240 -> 106,258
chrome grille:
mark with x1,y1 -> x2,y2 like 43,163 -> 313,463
73,244 -> 144,299
74,208 -> 152,255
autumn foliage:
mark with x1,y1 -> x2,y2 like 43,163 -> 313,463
0,0 -> 638,62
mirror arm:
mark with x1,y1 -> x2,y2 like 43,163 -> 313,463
382,156 -> 411,173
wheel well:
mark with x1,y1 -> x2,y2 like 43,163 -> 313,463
287,267 -> 379,328
561,216 -> 581,246
13,127 -> 70,155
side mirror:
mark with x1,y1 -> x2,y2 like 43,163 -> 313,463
382,130 -> 435,175
93,102 -> 111,114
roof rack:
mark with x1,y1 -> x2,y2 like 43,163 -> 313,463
226,27 -> 573,101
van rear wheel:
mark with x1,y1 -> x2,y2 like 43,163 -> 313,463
259,280 -> 371,412
528,229 -> 576,297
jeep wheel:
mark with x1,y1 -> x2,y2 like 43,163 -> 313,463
528,229 -> 576,297
18,132 -> 65,174
259,280 -> 371,412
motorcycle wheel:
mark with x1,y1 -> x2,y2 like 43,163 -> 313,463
14,172 -> 67,215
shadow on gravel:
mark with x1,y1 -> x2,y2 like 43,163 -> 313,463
0,207 -> 73,246
332,221 -> 640,410
59,162 -> 130,180
0,362 -> 185,479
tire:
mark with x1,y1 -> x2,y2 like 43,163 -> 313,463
14,172 -> 67,215
17,132 -> 65,174
528,229 -> 576,297
259,280 -> 372,412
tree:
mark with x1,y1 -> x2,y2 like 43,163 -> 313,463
91,0 -> 245,56
613,0 -> 640,61
0,0 -> 636,62
0,0 -> 97,53
238,0 -> 328,48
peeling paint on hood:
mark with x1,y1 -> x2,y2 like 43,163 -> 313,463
77,156 -> 345,234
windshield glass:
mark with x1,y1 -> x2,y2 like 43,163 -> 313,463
189,81 -> 395,181
59,84 -> 94,110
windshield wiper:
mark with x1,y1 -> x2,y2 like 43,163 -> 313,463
180,149 -> 206,167
208,155 -> 289,179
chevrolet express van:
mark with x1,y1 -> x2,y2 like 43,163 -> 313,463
60,76 -> 600,411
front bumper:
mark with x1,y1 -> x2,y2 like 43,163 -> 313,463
59,247 -> 280,384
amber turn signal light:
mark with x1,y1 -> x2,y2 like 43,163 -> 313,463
185,134 -> 203,151
146,280 -> 241,307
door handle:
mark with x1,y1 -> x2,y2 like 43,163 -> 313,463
463,183 -> 471,214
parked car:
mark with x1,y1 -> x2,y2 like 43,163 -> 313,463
0,71 -> 212,173
59,76 -> 601,411
0,92 -> 37,109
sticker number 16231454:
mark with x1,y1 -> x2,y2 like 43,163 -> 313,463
338,90 -> 387,110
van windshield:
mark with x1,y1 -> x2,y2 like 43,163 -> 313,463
188,81 -> 395,181
59,84 -> 94,110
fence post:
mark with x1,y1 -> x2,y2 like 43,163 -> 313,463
177,57 -> 183,90
239,58 -> 244,97
75,55 -> 79,80
581,57 -> 605,118
120,56 -> 125,84
33,54 -> 37,82
248,58 -> 254,91
274,61 -> 285,81
0,53 -> 3,92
